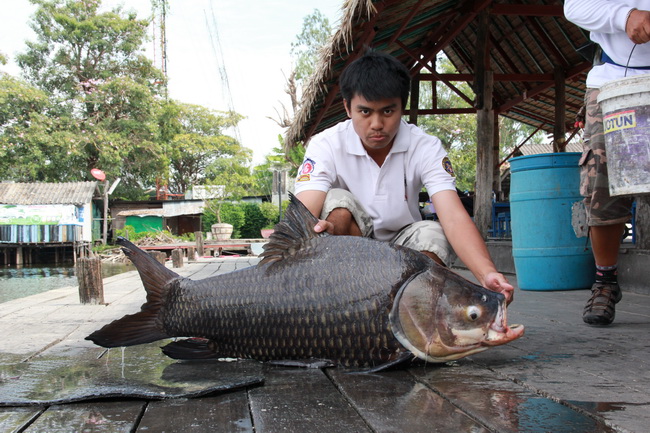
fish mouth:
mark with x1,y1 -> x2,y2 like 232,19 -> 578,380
483,305 -> 525,346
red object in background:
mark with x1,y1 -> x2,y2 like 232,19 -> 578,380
91,168 -> 106,181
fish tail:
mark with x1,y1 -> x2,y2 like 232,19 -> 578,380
85,237 -> 180,348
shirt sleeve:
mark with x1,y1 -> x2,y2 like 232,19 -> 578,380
417,136 -> 457,197
564,0 -> 633,34
293,136 -> 336,195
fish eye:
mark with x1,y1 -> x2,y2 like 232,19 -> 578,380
467,306 -> 481,321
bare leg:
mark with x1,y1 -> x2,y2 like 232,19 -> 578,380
420,250 -> 445,266
590,223 -> 625,267
326,208 -> 362,236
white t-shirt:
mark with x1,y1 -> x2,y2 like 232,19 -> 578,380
565,0 -> 650,88
294,119 -> 457,241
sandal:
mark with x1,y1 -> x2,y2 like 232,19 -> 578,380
582,282 -> 622,325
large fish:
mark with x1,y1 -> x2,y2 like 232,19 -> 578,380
87,194 -> 523,370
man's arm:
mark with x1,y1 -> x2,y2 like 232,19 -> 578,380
295,190 -> 334,233
431,190 -> 514,303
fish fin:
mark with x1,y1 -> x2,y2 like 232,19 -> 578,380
258,192 -> 327,266
161,338 -> 220,359
267,358 -> 336,369
85,237 -> 180,348
360,352 -> 414,374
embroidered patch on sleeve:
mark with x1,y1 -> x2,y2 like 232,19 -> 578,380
442,156 -> 456,177
297,158 -> 315,182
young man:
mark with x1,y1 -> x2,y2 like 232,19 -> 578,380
294,50 -> 513,303
565,0 -> 650,325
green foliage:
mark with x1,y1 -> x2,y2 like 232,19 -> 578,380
290,9 -> 332,84
202,201 -> 280,239
18,0 -> 160,99
162,101 -> 248,194
178,231 -> 195,242
0,1 -> 253,202
252,139 -> 305,198
239,203 -> 267,238
259,201 -> 280,226
114,225 -> 161,242
202,201 -> 245,238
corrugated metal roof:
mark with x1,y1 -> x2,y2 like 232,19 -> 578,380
118,209 -> 164,217
0,182 -> 98,206
520,141 -> 582,156
116,201 -> 204,218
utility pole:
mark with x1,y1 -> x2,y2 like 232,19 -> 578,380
151,0 -> 169,98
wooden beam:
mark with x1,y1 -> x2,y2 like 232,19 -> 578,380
387,0 -> 427,46
474,10 -> 494,239
526,16 -> 569,68
398,41 -> 475,106
417,73 -> 555,82
490,4 -> 564,16
497,61 -> 591,113
404,108 -> 476,115
553,67 -> 566,152
499,123 -> 545,166
409,75 -> 420,125
418,0 -> 493,68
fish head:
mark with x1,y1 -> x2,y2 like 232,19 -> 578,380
389,268 -> 524,362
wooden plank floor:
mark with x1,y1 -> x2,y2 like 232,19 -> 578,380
1,256 -> 649,432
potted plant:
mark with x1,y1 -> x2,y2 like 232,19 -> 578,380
258,201 -> 280,239
203,157 -> 254,241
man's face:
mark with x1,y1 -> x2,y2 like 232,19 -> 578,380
344,94 -> 403,152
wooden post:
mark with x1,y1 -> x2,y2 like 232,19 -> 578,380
409,75 -> 420,125
148,251 -> 167,265
171,248 -> 184,268
553,67 -> 566,152
77,257 -> 104,304
636,197 -> 649,249
195,231 -> 204,257
187,246 -> 196,262
493,114 -> 502,201
474,10 -> 494,239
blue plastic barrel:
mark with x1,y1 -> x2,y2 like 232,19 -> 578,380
509,153 -> 595,291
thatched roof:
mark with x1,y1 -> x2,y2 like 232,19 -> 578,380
286,0 -> 591,149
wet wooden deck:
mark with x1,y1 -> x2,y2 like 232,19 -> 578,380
1,257 -> 649,432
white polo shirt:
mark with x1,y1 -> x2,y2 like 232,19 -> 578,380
564,0 -> 650,88
294,119 -> 456,241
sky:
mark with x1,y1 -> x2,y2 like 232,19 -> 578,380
0,0 -> 344,165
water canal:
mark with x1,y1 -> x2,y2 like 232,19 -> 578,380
0,262 -> 134,304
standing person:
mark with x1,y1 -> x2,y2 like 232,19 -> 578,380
565,1 -> 650,325
294,49 -> 513,303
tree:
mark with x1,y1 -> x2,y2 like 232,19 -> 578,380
291,9 -> 332,85
8,0 -> 166,197
270,9 -> 332,128
160,101 -> 247,194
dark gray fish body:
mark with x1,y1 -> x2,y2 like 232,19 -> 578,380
87,194 -> 523,369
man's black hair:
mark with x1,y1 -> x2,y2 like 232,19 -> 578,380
339,49 -> 411,109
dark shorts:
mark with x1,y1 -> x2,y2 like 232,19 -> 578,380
580,88 -> 633,226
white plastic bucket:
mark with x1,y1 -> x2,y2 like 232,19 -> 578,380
597,73 -> 650,196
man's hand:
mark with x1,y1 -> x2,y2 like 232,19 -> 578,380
314,219 -> 334,234
626,9 -> 650,44
483,272 -> 515,305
